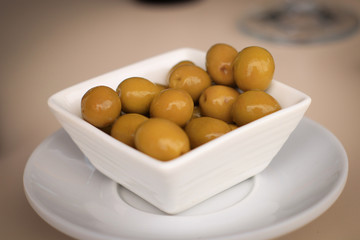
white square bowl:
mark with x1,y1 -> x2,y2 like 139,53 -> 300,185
48,48 -> 311,214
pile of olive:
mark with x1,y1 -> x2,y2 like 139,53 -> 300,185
81,43 -> 281,161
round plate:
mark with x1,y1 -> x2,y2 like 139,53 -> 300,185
23,118 -> 348,240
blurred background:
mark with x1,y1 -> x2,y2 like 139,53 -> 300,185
1,0 -> 359,239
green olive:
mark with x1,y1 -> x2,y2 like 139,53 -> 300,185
116,77 -> 160,115
168,65 -> 212,102
232,90 -> 281,126
206,43 -> 237,86
233,46 -> 275,91
167,60 -> 195,82
150,88 -> 194,127
134,118 -> 190,161
199,85 -> 239,123
111,113 -> 148,147
81,86 -> 121,128
185,117 -> 231,148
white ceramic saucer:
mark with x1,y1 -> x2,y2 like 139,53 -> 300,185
23,118 -> 348,240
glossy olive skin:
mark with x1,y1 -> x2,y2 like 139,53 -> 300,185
110,113 -> 148,147
169,60 -> 195,73
232,90 -> 281,126
199,85 -> 239,123
228,124 -> 238,131
134,118 -> 190,161
206,43 -> 237,86
150,88 -> 194,127
185,117 -> 231,148
155,83 -> 168,92
81,86 -> 121,128
167,60 -> 195,82
233,46 -> 275,91
168,65 -> 212,102
116,77 -> 160,115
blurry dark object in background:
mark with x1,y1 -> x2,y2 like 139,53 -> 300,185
240,0 -> 359,44
137,0 -> 198,5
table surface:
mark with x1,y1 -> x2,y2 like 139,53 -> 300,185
1,0 -> 360,239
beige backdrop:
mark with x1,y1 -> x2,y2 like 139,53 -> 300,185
1,0 -> 360,239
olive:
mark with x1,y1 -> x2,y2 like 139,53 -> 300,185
155,83 -> 168,92
111,113 -> 148,147
199,85 -> 239,123
99,124 -> 113,135
233,46 -> 275,91
134,118 -> 190,161
232,90 -> 281,126
81,85 -> 121,128
169,60 -> 195,74
228,124 -> 238,131
167,60 -> 195,82
150,88 -> 194,127
185,117 -> 231,148
168,65 -> 212,102
206,43 -> 237,86
116,77 -> 160,115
